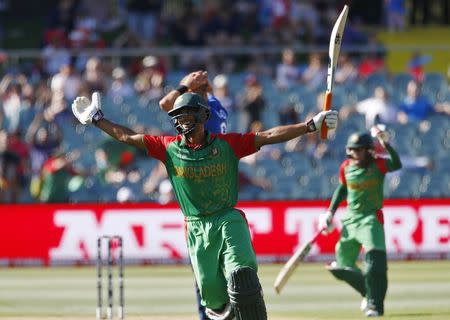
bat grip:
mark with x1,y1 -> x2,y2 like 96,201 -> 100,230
320,92 -> 333,140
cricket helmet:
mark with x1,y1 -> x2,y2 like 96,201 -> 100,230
346,132 -> 374,149
169,93 -> 210,135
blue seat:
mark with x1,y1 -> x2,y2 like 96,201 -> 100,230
424,73 -> 446,92
364,73 -> 388,93
387,172 -> 422,199
392,73 -> 413,93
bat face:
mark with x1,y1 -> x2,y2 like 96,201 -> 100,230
326,5 -> 349,93
297,243 -> 312,261
273,228 -> 325,294
321,5 -> 349,140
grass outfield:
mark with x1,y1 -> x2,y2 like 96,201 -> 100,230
0,260 -> 449,319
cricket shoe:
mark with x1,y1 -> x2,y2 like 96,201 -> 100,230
365,308 -> 382,317
205,303 -> 234,320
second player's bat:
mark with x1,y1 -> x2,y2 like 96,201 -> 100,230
321,5 -> 349,140
274,229 -> 324,294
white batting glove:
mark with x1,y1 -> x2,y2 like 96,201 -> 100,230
318,211 -> 334,235
370,124 -> 389,146
310,110 -> 338,132
72,92 -> 104,125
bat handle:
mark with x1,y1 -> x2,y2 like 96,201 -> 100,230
320,92 -> 333,140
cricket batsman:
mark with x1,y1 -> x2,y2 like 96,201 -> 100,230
160,70 -> 228,320
318,127 -> 402,317
72,91 -> 338,319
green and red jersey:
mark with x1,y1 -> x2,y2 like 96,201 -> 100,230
143,132 -> 257,217
339,158 -> 389,215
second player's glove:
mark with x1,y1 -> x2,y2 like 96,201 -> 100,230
72,92 -> 104,125
307,110 -> 338,132
370,124 -> 389,147
318,210 -> 335,235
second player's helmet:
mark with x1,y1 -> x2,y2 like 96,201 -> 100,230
169,93 -> 210,135
346,132 -> 374,149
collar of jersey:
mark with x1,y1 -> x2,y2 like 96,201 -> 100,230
181,131 -> 214,150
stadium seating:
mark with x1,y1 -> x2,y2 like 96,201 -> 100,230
54,70 -> 449,203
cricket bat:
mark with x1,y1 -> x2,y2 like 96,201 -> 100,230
273,229 -> 324,294
321,5 -> 349,140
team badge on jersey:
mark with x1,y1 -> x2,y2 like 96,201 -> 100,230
211,147 -> 219,157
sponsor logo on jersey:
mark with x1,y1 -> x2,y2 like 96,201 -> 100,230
347,178 -> 378,190
173,164 -> 226,179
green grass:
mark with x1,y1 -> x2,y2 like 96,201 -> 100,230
0,261 -> 449,319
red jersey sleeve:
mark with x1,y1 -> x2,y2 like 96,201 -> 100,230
339,159 -> 351,185
374,157 -> 388,175
216,133 -> 258,159
143,135 -> 179,162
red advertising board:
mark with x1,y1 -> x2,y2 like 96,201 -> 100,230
0,199 -> 449,266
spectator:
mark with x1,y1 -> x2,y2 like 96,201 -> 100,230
83,57 -> 107,94
26,113 -> 63,191
0,129 -> 21,203
6,129 -> 30,202
50,63 -> 82,103
290,0 -> 320,41
275,48 -> 301,90
109,67 -> 134,100
398,80 -> 450,123
358,34 -> 387,80
236,74 -> 265,132
279,101 -> 300,126
0,78 -> 23,133
134,55 -> 165,100
335,54 -> 358,86
125,0 -> 162,45
358,53 -> 386,80
408,51 -> 431,83
41,30 -> 71,76
300,53 -> 326,91
385,0 -> 406,32
48,0 -> 79,34
340,86 -> 399,129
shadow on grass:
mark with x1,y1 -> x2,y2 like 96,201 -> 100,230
387,311 -> 450,318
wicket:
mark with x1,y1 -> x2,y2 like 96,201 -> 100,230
96,235 -> 124,319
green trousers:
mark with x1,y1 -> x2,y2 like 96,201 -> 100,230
335,213 -> 387,314
186,209 -> 258,309
336,213 -> 386,267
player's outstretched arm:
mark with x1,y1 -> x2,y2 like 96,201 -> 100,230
254,110 -> 338,149
95,119 -> 146,150
72,92 -> 146,150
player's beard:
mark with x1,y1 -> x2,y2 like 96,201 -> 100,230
347,149 -> 374,168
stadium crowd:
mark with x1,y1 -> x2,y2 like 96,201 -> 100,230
0,1 -> 449,204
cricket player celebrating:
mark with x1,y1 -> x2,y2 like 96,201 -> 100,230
72,91 -> 338,320
160,70 -> 228,320
318,128 -> 402,317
